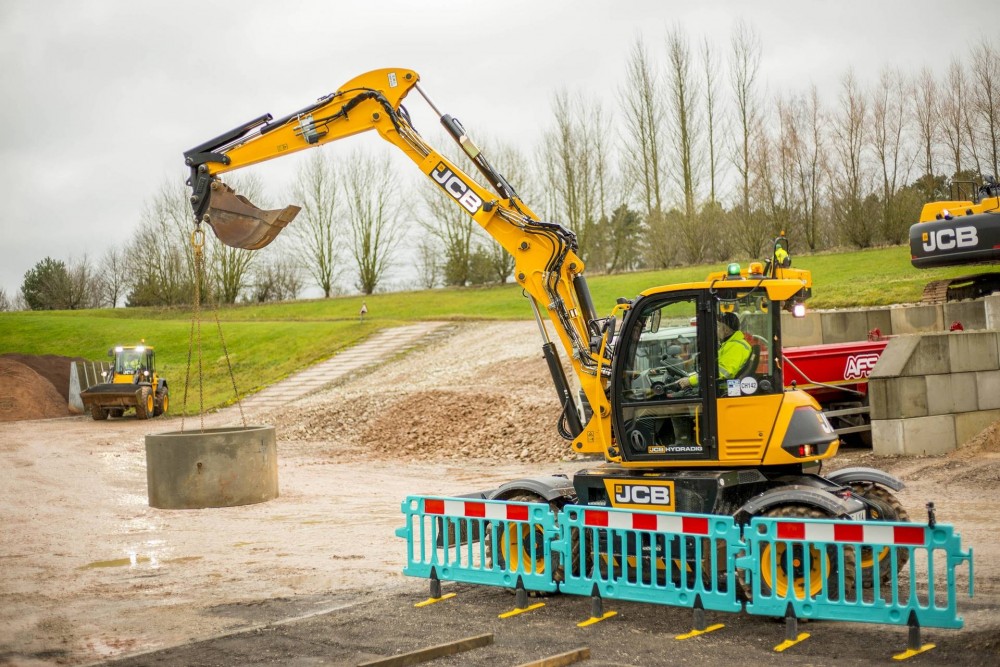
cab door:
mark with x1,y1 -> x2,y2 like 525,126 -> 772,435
611,291 -> 717,462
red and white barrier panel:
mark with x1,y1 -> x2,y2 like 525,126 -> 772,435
775,521 -> 926,546
582,509 -> 710,536
423,498 -> 530,521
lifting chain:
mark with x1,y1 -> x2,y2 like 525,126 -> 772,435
181,223 -> 247,431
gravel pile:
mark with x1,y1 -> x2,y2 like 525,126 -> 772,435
271,321 -> 592,464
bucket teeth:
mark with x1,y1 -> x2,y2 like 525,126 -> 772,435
203,181 -> 300,250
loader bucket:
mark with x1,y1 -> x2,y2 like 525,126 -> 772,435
202,181 -> 301,250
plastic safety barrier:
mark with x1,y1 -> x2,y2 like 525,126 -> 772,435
557,505 -> 742,613
396,495 -> 559,593
737,514 -> 974,628
397,495 -> 973,631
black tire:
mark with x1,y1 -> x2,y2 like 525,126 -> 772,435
851,484 -> 911,588
153,389 -> 168,417
739,505 -> 857,602
90,405 -> 109,421
136,387 -> 153,420
486,492 -> 578,594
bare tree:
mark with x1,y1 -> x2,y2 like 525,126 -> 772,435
291,152 -> 342,298
414,236 -> 440,289
127,180 -> 195,307
702,36 -> 725,206
940,58 -> 969,177
620,37 -> 667,218
830,69 -> 873,247
66,255 -> 102,310
666,25 -> 706,263
729,19 -> 769,257
913,66 -> 939,182
870,67 -> 914,243
539,90 -> 612,269
0,287 -> 10,311
98,246 -> 130,307
419,183 -> 476,286
343,149 -> 403,295
247,254 -> 303,303
755,95 -> 794,244
788,86 -> 829,251
971,38 -> 1000,178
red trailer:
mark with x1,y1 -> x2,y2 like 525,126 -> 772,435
782,337 -> 890,445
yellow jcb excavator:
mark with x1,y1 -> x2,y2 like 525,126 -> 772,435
184,68 -> 909,594
80,343 -> 168,420
909,177 -> 1000,302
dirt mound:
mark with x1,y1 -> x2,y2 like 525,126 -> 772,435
955,419 -> 1000,458
0,358 -> 70,421
0,353 -> 86,402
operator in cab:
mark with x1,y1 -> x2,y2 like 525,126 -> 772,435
676,312 -> 751,390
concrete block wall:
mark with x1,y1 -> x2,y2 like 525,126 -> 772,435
781,293 -> 1000,347
868,330 -> 1000,456
68,361 -> 111,413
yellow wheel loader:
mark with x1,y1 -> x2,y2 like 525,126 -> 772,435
183,68 -> 910,594
80,344 -> 169,420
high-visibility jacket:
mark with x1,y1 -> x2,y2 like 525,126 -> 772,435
688,331 -> 752,387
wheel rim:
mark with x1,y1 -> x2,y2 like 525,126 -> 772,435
500,523 -> 545,574
146,394 -> 154,414
162,394 -> 169,414
760,541 -> 829,599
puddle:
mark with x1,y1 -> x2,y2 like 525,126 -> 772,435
79,555 -> 152,569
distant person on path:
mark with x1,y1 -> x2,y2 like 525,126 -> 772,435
360,301 -> 368,322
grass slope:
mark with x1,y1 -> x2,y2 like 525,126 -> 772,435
0,244 -> 980,413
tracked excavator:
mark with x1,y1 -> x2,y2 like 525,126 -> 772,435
910,177 -> 1000,302
185,68 -> 910,592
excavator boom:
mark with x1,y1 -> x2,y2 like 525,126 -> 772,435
185,68 -> 606,456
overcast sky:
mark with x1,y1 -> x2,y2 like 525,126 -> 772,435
0,0 -> 987,303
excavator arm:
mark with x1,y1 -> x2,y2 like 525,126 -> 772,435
183,68 -> 613,457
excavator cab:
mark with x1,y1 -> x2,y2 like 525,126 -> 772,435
611,286 -> 785,464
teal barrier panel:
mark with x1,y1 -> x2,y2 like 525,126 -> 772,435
557,505 -> 743,612
737,515 -> 974,628
396,495 -> 559,593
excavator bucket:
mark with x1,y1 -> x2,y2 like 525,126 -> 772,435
202,181 -> 301,250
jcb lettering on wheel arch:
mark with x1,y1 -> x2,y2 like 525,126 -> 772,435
602,479 -> 675,511
431,162 -> 482,214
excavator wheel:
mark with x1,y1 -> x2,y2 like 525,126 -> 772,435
851,484 -> 911,588
486,492 -> 579,595
90,405 -> 109,421
739,505 -> 856,602
136,387 -> 153,420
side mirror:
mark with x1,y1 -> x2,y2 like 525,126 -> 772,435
107,348 -> 114,358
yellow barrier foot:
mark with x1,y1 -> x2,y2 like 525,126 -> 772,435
676,596 -> 723,640
499,602 -> 545,619
577,611 -> 617,628
774,604 -> 809,652
414,592 -> 456,608
774,632 -> 810,652
893,610 -> 936,660
675,623 -> 724,640
578,585 -> 617,627
893,643 -> 935,661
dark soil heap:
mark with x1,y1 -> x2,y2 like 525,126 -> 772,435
0,357 -> 70,421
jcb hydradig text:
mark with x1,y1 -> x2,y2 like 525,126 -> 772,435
184,68 -> 912,593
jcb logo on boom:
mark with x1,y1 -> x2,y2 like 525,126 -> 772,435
922,226 -> 979,252
604,480 -> 675,510
431,162 -> 482,215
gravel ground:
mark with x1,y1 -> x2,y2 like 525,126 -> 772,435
0,321 -> 997,666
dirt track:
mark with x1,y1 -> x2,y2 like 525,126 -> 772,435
1,321 -> 998,666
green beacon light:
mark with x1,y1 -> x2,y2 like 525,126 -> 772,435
726,262 -> 741,278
